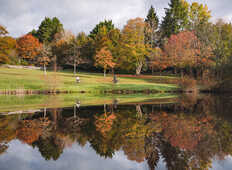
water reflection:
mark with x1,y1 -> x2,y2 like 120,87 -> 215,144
0,94 -> 232,170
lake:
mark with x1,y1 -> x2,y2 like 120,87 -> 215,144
0,94 -> 232,170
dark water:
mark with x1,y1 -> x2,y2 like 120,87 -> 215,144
0,94 -> 232,170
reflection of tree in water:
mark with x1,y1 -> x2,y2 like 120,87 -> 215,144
0,95 -> 232,169
32,136 -> 63,161
0,143 -> 8,155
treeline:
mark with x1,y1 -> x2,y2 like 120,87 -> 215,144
0,0 -> 232,80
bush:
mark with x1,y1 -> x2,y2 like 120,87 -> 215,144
178,76 -> 197,92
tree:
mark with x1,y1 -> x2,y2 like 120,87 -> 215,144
33,17 -> 64,43
89,20 -> 115,40
188,2 -> 211,30
0,36 -> 17,64
164,31 -> 201,76
149,47 -> 169,74
161,0 -> 189,39
94,47 -> 115,77
211,20 -> 232,80
76,32 -> 94,66
52,30 -> 86,74
16,34 -> 42,64
120,18 -> 147,75
0,25 -> 8,36
37,44 -> 52,75
145,5 -> 159,48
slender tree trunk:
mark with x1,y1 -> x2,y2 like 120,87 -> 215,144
74,59 -> 76,75
74,105 -> 76,118
181,69 -> 183,78
43,64 -> 47,75
104,69 -> 106,77
43,108 -> 46,118
54,55 -> 57,72
152,65 -> 154,75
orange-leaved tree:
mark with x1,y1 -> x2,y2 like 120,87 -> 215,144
94,47 -> 115,77
17,34 -> 42,64
164,31 -> 201,77
149,47 -> 169,75
0,36 -> 17,64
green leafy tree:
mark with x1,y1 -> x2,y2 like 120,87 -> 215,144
212,20 -> 232,80
161,0 -> 189,39
188,2 -> 211,30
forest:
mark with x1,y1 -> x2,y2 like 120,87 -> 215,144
0,0 -> 232,91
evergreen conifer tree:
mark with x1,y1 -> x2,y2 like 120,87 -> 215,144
145,5 -> 159,47
161,0 -> 189,39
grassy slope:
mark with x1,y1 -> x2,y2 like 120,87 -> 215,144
0,93 -> 178,113
0,68 -> 178,92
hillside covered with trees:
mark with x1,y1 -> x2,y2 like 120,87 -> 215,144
0,0 -> 232,91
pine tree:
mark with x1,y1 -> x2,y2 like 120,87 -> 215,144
89,20 -> 115,40
145,5 -> 159,48
161,0 -> 189,39
34,17 -> 64,43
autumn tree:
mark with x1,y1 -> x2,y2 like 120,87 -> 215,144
0,36 -> 17,64
188,2 -> 211,30
149,47 -> 169,75
37,44 -> 51,75
17,34 -> 42,64
0,25 -> 8,36
120,18 -> 147,75
94,47 -> 115,77
0,26 -> 17,64
164,31 -> 201,76
52,30 -> 87,74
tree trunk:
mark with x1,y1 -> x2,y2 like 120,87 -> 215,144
74,61 -> 76,75
136,62 -> 143,75
152,65 -> 154,75
43,64 -> 47,75
181,69 -> 184,78
136,105 -> 143,118
104,69 -> 106,77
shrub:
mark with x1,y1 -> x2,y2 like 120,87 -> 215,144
178,76 -> 197,92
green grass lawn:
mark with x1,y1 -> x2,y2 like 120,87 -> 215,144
0,93 -> 178,113
0,67 -> 178,92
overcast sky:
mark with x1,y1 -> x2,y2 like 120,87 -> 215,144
1,0 -> 232,37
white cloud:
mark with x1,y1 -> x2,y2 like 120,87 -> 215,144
0,0 -> 231,37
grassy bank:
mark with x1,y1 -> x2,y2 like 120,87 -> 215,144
0,93 -> 178,113
0,67 -> 178,93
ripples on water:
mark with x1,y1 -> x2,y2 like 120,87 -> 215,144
0,94 -> 232,170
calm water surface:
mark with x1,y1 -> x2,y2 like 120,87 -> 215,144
0,94 -> 232,170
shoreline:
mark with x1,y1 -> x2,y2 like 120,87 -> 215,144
0,88 -> 227,95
